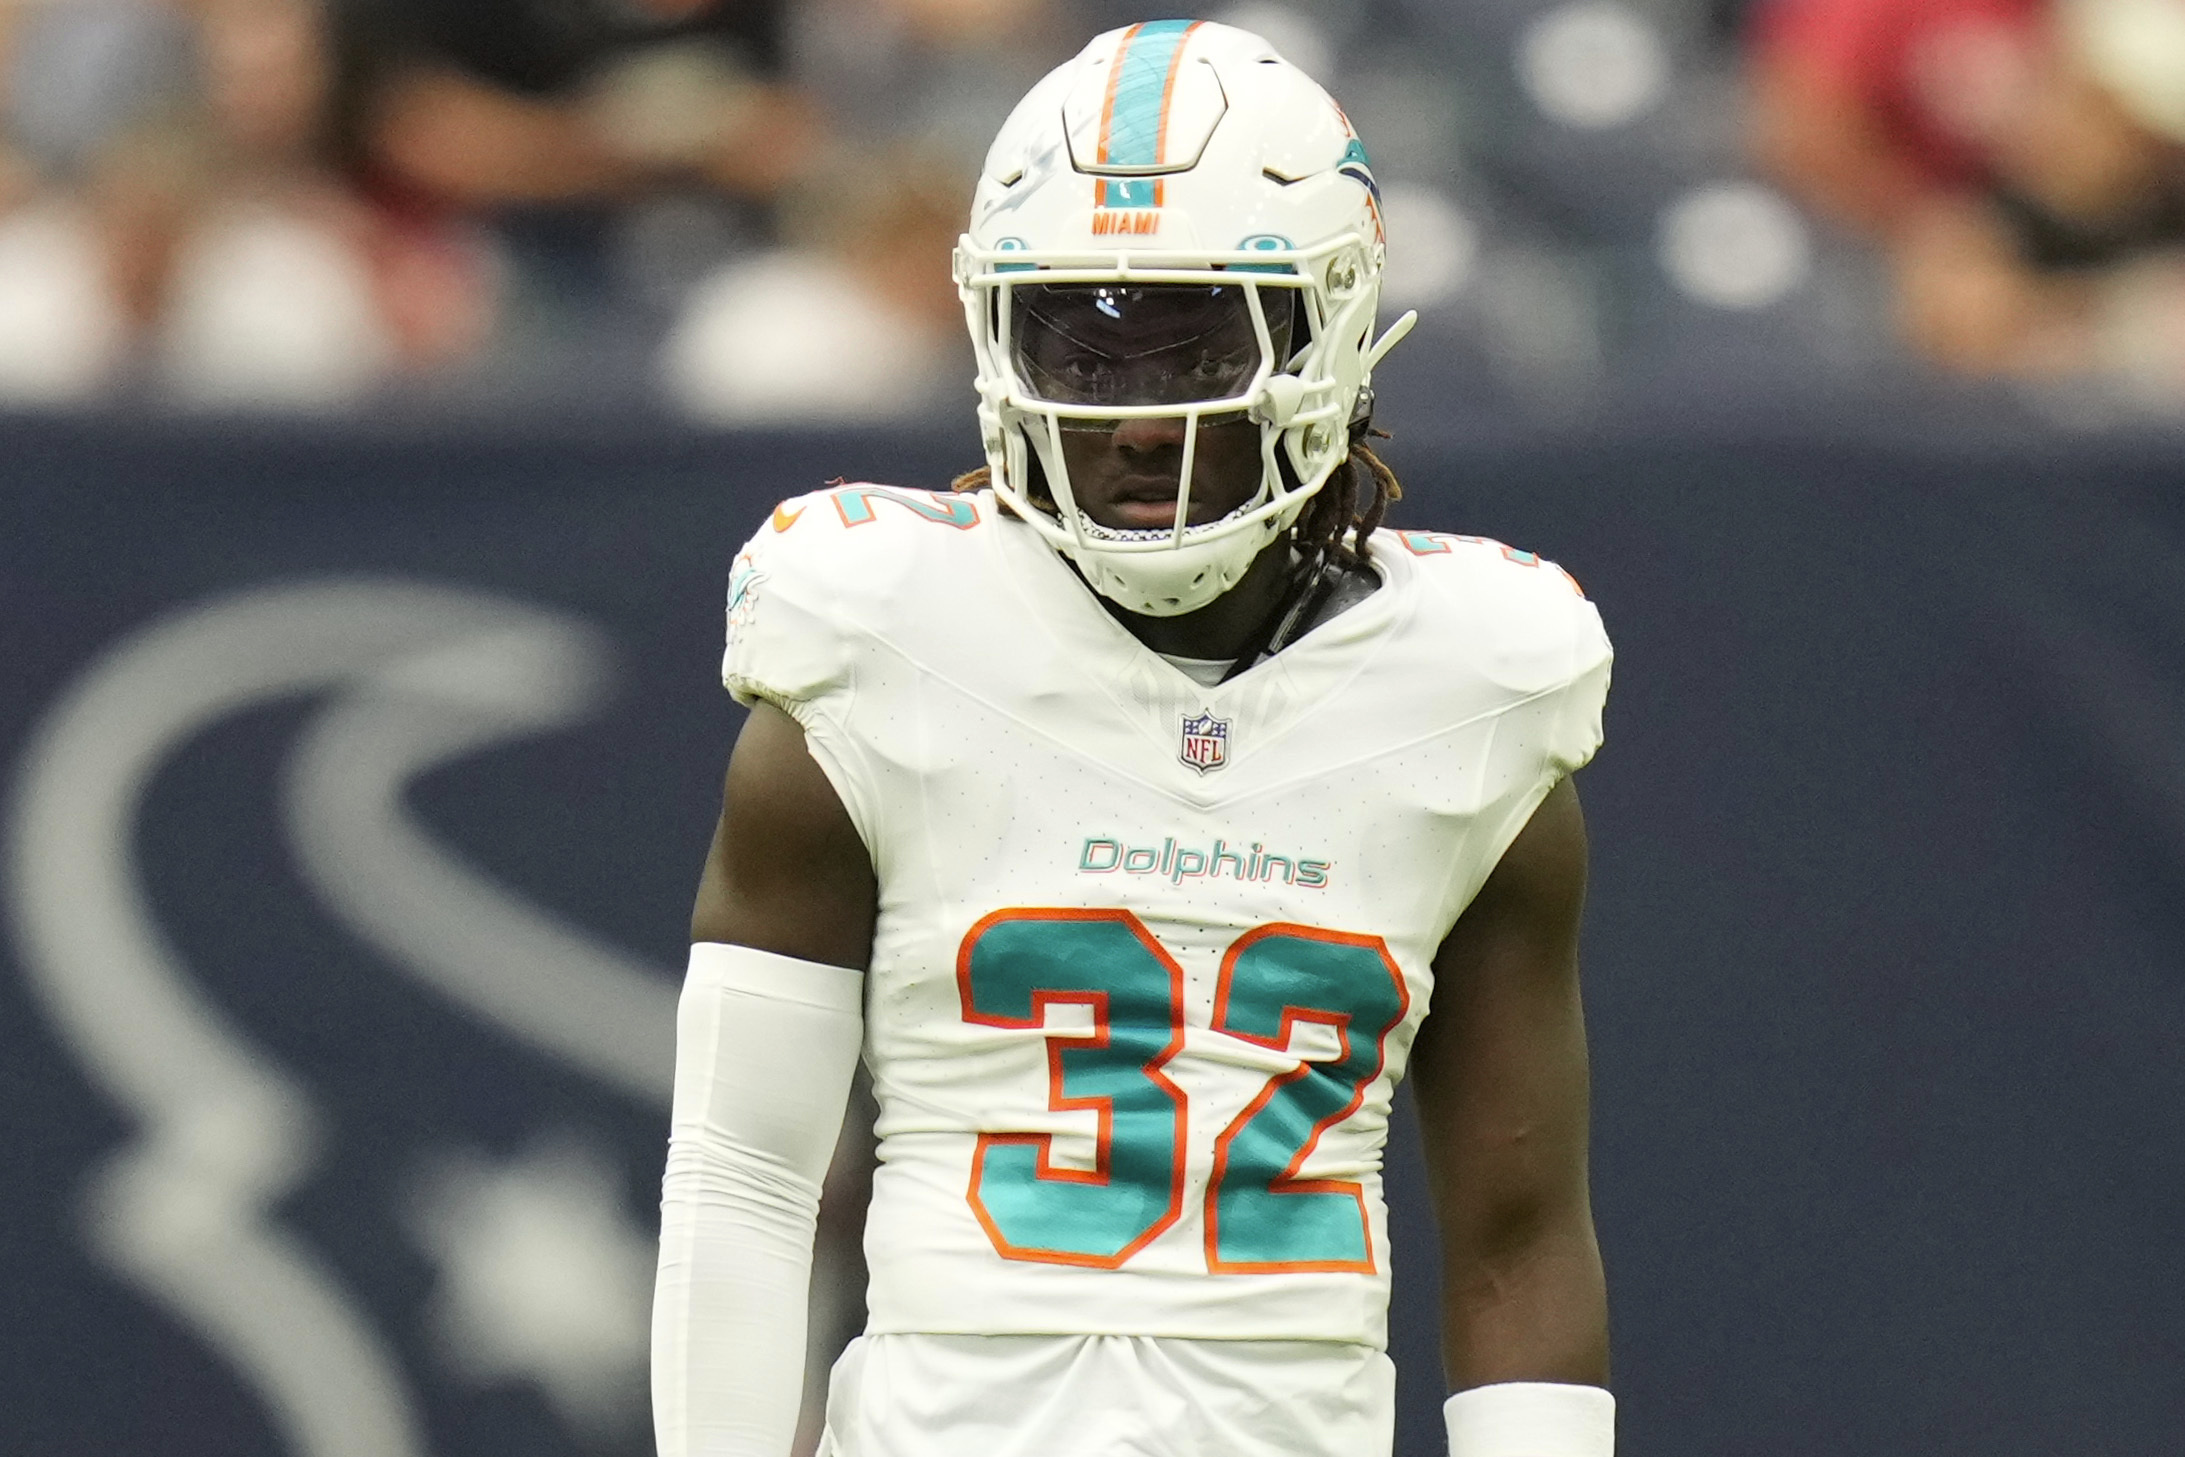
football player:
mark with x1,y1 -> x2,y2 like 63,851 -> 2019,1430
653,19 -> 1615,1457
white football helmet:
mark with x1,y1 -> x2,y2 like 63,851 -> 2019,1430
956,19 -> 1417,617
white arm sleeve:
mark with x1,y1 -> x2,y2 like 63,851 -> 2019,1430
652,942 -> 865,1457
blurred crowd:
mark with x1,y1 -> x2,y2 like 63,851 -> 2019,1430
3,0 -> 2185,422
0,0 -> 1031,416
1753,0 -> 2185,400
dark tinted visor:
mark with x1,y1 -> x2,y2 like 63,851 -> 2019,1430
1009,283 -> 1290,407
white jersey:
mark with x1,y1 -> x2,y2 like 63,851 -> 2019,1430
722,483 -> 1611,1351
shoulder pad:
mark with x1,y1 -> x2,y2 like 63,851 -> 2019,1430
1382,529 -> 1590,599
1378,527 -> 1610,704
723,484 -> 993,710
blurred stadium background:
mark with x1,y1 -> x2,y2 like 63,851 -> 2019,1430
3,2 -> 2183,1456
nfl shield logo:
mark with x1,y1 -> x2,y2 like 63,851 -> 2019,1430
1179,709 -> 1230,774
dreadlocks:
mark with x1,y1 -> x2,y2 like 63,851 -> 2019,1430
1295,438 -> 1402,568
949,439 -> 1402,567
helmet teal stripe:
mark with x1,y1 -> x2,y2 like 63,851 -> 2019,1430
1102,18 -> 1199,167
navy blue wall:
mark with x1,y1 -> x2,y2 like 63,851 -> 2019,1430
4,418 -> 2180,1456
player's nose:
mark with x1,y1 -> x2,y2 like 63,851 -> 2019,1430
1110,415 -> 1189,452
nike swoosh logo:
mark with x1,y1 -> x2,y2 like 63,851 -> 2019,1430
771,503 -> 804,533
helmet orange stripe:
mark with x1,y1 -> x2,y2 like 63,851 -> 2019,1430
1150,18 -> 1206,208
1095,22 -> 1143,170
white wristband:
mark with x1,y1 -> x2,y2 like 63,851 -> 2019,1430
1444,1382 -> 1615,1457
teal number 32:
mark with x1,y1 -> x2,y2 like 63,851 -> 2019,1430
957,909 -> 1410,1273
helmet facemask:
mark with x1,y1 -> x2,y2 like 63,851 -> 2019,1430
957,20 -> 1417,615
962,243 -> 1390,617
